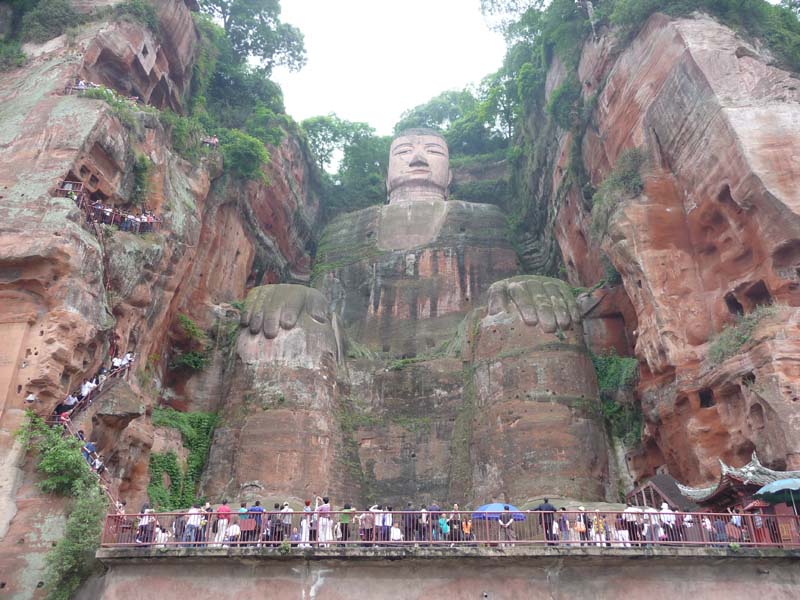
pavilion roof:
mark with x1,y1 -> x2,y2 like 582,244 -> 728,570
676,452 -> 800,504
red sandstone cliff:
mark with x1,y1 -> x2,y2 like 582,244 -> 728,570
547,13 -> 800,486
0,1 -> 319,595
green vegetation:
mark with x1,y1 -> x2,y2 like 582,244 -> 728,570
300,114 -> 391,219
82,85 -> 149,129
590,148 -> 645,240
158,110 -> 207,162
148,408 -> 217,510
169,314 -> 211,371
131,154 -> 152,206
0,39 -> 25,71
451,178 -> 509,204
708,304 -> 778,364
112,0 -> 159,35
218,127 -> 270,182
592,351 -> 639,393
16,412 -> 106,600
20,0 -> 79,43
199,0 -> 305,73
546,77 -> 581,130
591,351 -> 642,446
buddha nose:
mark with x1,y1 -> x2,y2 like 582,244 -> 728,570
409,150 -> 429,167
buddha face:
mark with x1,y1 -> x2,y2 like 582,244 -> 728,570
387,133 -> 452,202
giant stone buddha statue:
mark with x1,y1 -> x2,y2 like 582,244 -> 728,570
202,131 -> 609,505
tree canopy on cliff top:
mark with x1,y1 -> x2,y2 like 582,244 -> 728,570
199,0 -> 305,73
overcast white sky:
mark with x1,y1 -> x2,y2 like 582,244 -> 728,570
271,0 -> 507,136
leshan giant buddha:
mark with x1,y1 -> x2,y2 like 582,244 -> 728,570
203,130 -> 610,505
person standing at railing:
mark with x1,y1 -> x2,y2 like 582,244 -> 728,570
182,504 -> 203,546
249,500 -> 265,544
558,508 -> 570,543
214,499 -> 231,547
660,503 -> 679,541
300,500 -> 312,548
281,502 -> 294,541
417,505 -> 429,543
360,507 -> 375,547
591,511 -> 608,546
136,503 -> 155,545
402,503 -> 416,543
316,496 -> 332,546
370,505 -> 384,542
534,498 -> 557,544
339,503 -> 354,542
498,506 -> 516,547
448,504 -> 462,542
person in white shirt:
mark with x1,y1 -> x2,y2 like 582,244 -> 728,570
183,505 -> 203,545
80,379 -> 97,399
280,502 -> 294,539
112,356 -> 123,369
390,522 -> 404,544
660,502 -> 678,541
225,521 -> 241,546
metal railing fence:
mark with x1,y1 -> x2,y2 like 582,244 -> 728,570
100,509 -> 800,550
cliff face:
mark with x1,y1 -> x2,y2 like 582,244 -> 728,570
542,13 -> 800,485
0,1 -> 319,595
2,4 -> 800,598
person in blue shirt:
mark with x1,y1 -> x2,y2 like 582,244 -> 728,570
249,500 -> 265,542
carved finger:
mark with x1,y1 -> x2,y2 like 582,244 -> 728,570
278,285 -> 306,330
560,285 -> 582,325
261,287 -> 281,339
527,279 -> 557,333
487,280 -> 509,316
508,280 -> 538,326
545,281 -> 572,330
247,287 -> 266,334
306,288 -> 330,324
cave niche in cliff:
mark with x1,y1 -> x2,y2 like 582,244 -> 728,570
724,292 -> 744,316
699,388 -> 715,408
743,280 -> 772,310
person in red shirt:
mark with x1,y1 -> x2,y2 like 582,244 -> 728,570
214,500 -> 232,547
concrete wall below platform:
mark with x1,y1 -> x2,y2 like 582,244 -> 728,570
84,547 -> 800,600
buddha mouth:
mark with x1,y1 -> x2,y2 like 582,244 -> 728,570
408,168 -> 430,175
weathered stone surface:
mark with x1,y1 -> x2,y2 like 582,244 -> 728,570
201,284 -> 341,502
471,276 -> 608,501
81,0 -> 197,112
0,9 -> 320,594
316,199 -> 519,357
559,13 -> 800,484
87,549 -> 800,600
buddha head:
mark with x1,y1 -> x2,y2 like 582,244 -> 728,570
387,128 -> 452,203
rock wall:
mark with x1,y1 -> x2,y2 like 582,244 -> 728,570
538,12 -> 800,486
84,549 -> 800,600
0,1 -> 320,595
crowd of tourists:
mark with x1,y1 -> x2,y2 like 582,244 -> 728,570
47,351 -> 136,424
112,495 -> 773,549
64,189 -> 162,234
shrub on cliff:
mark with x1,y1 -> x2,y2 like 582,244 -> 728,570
590,147 -> 645,240
112,0 -> 159,36
708,304 -> 778,364
20,0 -> 80,43
16,412 -> 106,600
148,408 -> 217,510
0,40 -> 25,71
219,128 -> 270,181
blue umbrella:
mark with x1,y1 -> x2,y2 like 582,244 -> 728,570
755,478 -> 800,511
472,503 -> 526,521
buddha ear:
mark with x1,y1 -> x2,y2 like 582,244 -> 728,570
445,168 -> 453,200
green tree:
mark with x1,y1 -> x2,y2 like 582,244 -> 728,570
394,90 -> 478,134
301,114 -> 373,171
199,0 -> 305,72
